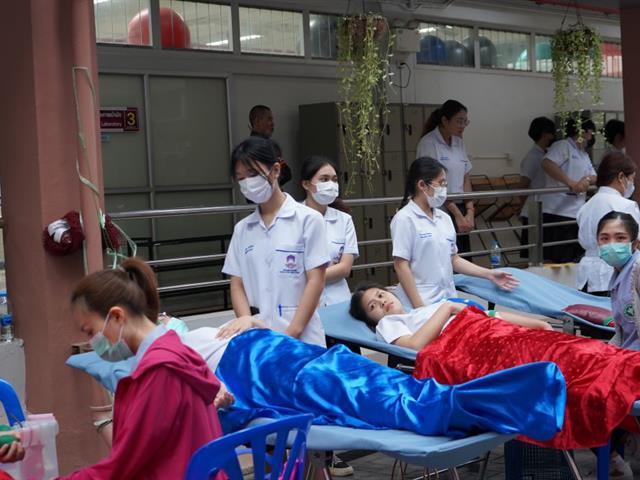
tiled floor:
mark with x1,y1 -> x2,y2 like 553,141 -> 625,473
344,445 -> 634,479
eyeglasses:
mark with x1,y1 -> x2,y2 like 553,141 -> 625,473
430,181 -> 448,188
455,118 -> 470,127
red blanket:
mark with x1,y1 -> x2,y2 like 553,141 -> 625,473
414,307 -> 640,449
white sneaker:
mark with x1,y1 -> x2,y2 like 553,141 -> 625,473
584,454 -> 633,480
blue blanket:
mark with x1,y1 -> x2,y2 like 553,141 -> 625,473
217,329 -> 566,441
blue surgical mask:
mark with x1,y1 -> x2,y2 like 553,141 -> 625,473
90,314 -> 134,362
166,317 -> 189,335
598,242 -> 633,268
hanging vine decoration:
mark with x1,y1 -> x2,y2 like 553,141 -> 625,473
551,10 -> 602,139
336,14 -> 393,194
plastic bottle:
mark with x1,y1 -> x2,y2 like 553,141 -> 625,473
1,314 -> 14,343
490,240 -> 501,268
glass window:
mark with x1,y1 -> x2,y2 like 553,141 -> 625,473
478,28 -> 530,70
94,0 -> 151,45
534,35 -> 553,73
417,22 -> 474,67
310,13 -> 339,59
602,42 -> 622,78
159,1 -> 232,51
239,7 -> 304,56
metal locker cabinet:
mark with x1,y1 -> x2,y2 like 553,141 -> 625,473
383,104 -> 404,152
363,173 -> 391,286
404,104 -> 425,153
298,103 -> 341,163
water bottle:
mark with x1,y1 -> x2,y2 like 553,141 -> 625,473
1,314 -> 13,343
490,240 -> 501,268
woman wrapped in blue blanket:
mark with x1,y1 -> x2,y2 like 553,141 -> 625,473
68,258 -> 566,442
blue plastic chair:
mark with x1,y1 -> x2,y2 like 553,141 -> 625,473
0,378 -> 25,426
185,414 -> 314,480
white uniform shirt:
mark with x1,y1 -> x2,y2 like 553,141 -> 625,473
391,200 -> 458,309
542,138 -> 596,218
223,193 -> 330,347
520,144 -> 547,219
576,186 -> 640,291
416,128 -> 472,195
319,206 -> 359,306
376,300 -> 452,344
181,327 -> 235,373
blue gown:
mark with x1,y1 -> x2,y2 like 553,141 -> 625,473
217,329 -> 566,440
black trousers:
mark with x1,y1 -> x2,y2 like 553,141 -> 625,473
542,213 -> 584,263
445,203 -> 471,253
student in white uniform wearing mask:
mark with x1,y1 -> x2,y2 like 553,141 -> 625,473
300,156 -> 359,307
391,157 -> 518,310
519,117 -> 556,258
222,137 -> 330,347
541,118 -> 597,263
577,152 -> 640,295
604,119 -> 625,156
416,100 -> 474,252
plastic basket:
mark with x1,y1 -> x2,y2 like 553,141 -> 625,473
504,440 -> 573,480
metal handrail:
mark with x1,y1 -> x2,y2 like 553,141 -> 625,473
108,185 -> 580,220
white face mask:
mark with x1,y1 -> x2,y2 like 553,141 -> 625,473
311,181 -> 339,205
239,174 -> 274,204
624,177 -> 635,199
425,184 -> 447,208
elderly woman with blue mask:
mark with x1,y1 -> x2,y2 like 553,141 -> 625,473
597,211 -> 640,350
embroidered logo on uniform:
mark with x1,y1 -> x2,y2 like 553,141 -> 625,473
624,303 -> 635,318
440,156 -> 450,162
418,232 -> 432,239
244,245 -> 254,255
286,254 -> 297,269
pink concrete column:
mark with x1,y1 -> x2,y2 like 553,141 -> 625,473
0,0 -> 107,473
621,7 -> 640,196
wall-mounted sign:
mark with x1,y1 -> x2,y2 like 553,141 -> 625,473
100,107 -> 139,132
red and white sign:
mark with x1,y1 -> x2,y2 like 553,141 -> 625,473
100,107 -> 139,132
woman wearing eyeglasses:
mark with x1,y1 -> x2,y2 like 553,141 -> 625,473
416,100 -> 474,252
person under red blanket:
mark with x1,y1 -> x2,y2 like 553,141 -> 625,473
57,258 -> 224,480
350,284 -> 640,451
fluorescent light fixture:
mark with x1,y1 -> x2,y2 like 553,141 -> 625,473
310,19 -> 316,27
418,27 -> 436,33
94,0 -> 110,4
207,39 -> 230,46
206,35 -> 261,47
445,25 -> 453,29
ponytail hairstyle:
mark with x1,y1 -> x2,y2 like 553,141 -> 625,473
423,99 -> 468,136
230,136 -> 292,187
597,211 -> 639,240
401,157 -> 447,207
596,151 -> 635,187
71,257 -> 160,322
300,155 -> 351,214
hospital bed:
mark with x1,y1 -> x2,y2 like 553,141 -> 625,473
249,417 -> 514,479
453,267 -> 615,336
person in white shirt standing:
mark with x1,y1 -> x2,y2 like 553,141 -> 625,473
391,157 -> 517,310
519,117 -> 556,258
604,119 -> 625,156
577,151 -> 640,295
541,118 -> 597,263
300,156 -> 359,307
222,137 -> 330,347
416,100 -> 474,252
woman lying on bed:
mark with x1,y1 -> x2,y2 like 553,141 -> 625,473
350,283 -> 640,449
68,259 -> 567,447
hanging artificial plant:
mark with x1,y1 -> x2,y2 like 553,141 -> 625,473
337,13 -> 392,193
551,10 -> 603,137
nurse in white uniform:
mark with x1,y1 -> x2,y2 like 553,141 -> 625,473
577,151 -> 639,294
300,156 -> 359,307
391,157 -> 518,310
416,100 -> 474,252
222,137 -> 330,347
541,118 -> 597,263
519,117 -> 556,257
